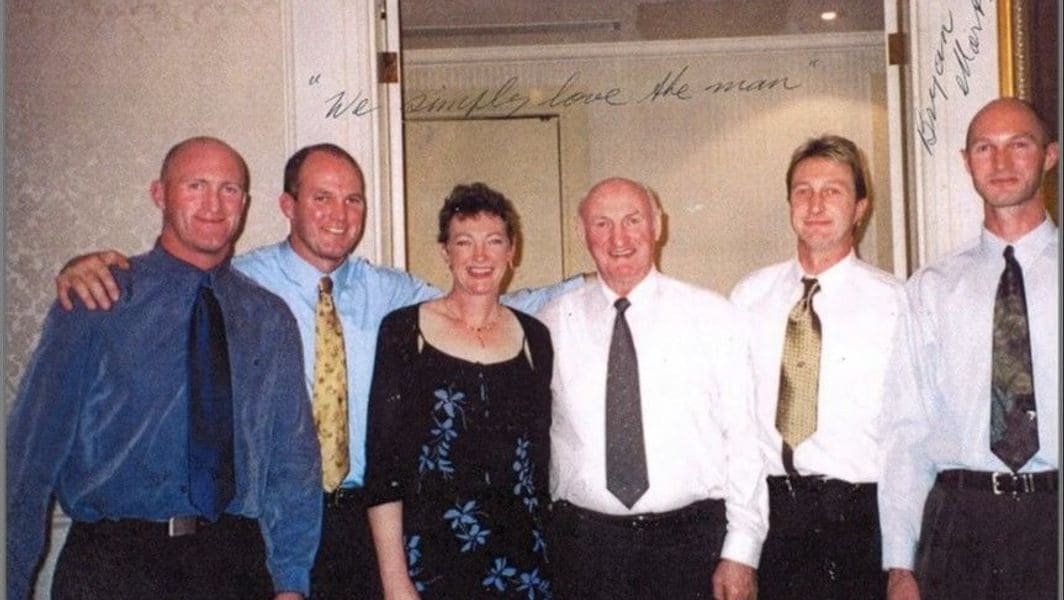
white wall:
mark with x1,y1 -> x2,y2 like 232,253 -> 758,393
405,33 -> 890,294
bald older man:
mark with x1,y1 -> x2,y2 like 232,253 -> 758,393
539,178 -> 767,600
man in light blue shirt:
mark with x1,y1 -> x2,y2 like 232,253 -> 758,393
879,98 -> 1059,600
56,143 -> 579,598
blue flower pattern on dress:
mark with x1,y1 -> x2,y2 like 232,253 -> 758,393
403,346 -> 551,598
512,436 -> 539,513
418,386 -> 467,477
405,534 -> 430,593
482,557 -> 518,591
443,499 -> 492,552
481,559 -> 552,599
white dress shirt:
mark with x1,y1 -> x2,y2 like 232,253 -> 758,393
730,252 -> 908,483
538,269 -> 768,567
879,218 -> 1060,570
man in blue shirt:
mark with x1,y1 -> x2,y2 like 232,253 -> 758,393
54,142 -> 578,598
7,136 -> 322,599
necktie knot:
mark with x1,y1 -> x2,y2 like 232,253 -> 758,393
1004,245 -> 1015,261
799,277 -> 820,307
614,297 -> 631,313
319,276 -> 334,296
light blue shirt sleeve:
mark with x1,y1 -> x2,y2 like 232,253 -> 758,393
234,242 -> 583,488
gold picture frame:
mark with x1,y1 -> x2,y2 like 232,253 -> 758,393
1000,0 -> 1059,220
997,0 -> 1025,97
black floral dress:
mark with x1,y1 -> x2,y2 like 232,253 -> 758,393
365,304 -> 554,599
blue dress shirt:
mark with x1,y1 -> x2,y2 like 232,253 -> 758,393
879,219 -> 1060,570
234,240 -> 581,488
6,245 -> 322,598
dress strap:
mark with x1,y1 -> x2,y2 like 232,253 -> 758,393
521,336 -> 532,369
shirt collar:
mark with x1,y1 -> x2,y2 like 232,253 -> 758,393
147,240 -> 233,288
594,268 -> 660,309
278,239 -> 353,292
787,250 -> 855,294
979,215 -> 1057,267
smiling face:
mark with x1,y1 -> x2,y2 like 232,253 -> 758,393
151,138 -> 248,270
789,156 -> 868,271
440,211 -> 515,298
579,178 -> 661,297
280,150 -> 366,273
963,99 -> 1059,217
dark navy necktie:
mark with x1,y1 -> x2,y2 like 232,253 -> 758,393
990,245 -> 1039,472
188,280 -> 235,521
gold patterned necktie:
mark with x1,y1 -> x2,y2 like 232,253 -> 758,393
990,245 -> 1039,472
776,277 -> 821,471
314,276 -> 350,491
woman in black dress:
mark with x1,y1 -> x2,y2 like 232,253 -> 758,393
365,183 -> 553,599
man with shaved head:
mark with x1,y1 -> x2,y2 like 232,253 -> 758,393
6,137 -> 321,599
539,178 -> 767,600
880,98 -> 1060,599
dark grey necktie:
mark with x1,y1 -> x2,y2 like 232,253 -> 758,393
605,297 -> 648,509
990,245 -> 1039,472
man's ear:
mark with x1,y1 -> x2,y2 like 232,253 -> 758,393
960,147 -> 973,177
1043,141 -> 1060,172
279,192 -> 296,220
150,180 -> 165,209
854,196 -> 870,225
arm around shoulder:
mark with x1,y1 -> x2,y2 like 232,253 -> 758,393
55,249 -> 131,311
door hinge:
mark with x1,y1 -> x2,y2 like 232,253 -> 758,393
887,32 -> 906,66
379,51 -> 399,84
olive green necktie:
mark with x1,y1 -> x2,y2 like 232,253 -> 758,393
776,277 -> 821,469
313,276 -> 350,491
990,245 -> 1039,472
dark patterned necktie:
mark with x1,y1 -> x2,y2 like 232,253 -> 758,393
605,297 -> 648,509
188,281 -> 235,521
776,277 -> 821,472
990,245 -> 1039,472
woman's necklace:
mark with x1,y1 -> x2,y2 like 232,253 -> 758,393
466,318 -> 496,348
446,300 -> 499,348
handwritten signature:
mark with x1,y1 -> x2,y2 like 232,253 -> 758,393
320,65 -> 801,121
916,0 -> 988,156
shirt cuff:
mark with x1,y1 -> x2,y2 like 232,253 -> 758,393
720,529 -> 763,569
881,541 -> 916,571
272,570 -> 311,598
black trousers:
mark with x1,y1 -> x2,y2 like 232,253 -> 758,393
52,514 -> 271,599
915,470 -> 1058,600
310,488 -> 383,600
759,476 -> 885,600
547,499 -> 726,600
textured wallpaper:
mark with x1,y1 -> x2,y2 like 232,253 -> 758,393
5,4 -> 290,594
5,0 -> 291,406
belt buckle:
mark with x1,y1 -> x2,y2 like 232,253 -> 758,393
991,472 -> 1006,495
168,516 -> 199,537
